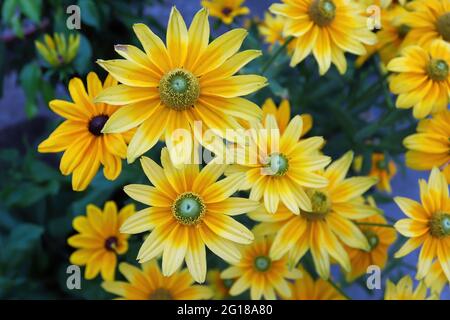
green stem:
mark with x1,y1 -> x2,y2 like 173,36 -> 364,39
261,36 -> 294,74
327,279 -> 351,300
355,222 -> 395,228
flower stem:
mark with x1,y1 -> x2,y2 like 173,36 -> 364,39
355,222 -> 395,228
261,36 -> 294,74
327,279 -> 351,300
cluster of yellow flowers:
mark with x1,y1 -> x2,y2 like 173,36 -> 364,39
37,1 -> 449,300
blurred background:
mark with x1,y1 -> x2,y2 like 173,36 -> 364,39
0,0 -> 446,299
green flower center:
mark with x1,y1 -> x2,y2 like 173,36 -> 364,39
430,212 -> 450,238
437,12 -> 450,42
308,0 -> 336,27
159,69 -> 200,110
427,59 -> 449,81
254,256 -> 271,272
267,153 -> 289,176
223,279 -> 234,288
364,230 -> 379,250
301,190 -> 331,220
88,114 -> 109,136
149,288 -> 173,300
104,236 -> 118,252
376,160 -> 387,170
172,192 -> 205,225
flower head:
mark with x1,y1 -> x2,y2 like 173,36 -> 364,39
35,33 -> 80,68
96,7 -> 266,164
68,201 -> 134,281
384,275 -> 436,300
221,236 -> 302,300
249,151 -> 379,279
394,167 -> 450,281
120,148 -> 259,283
403,110 -> 450,183
38,72 -> 131,191
258,12 -> 296,52
102,260 -> 212,300
424,261 -> 450,297
207,269 -> 232,299
387,40 -> 450,118
368,153 -> 397,193
270,0 -> 377,74
201,0 -> 250,25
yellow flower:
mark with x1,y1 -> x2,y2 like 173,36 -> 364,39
262,98 -> 313,136
35,33 -> 80,67
68,201 -> 134,281
201,0 -> 250,25
226,115 -> 331,214
424,261 -> 450,296
402,0 -> 450,49
281,267 -> 346,300
95,7 -> 266,164
207,269 -> 231,299
102,260 -> 213,300
403,110 -> 450,183
394,167 -> 450,281
387,40 -> 450,119
384,275 -> 436,300
38,72 -> 132,191
344,213 -> 397,282
368,153 -> 397,193
249,151 -> 379,279
258,13 -> 296,53
269,0 -> 377,74
221,236 -> 302,300
120,148 -> 259,283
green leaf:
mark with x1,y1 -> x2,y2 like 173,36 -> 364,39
19,62 -> 42,118
18,0 -> 42,23
10,13 -> 24,38
1,0 -> 17,24
78,0 -> 100,29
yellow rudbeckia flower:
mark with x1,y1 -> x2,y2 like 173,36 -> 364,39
102,260 -> 213,300
249,151 -> 379,279
387,40 -> 450,119
403,110 -> 450,183
258,13 -> 296,53
95,7 -> 266,164
35,33 -> 80,67
221,236 -> 302,300
120,148 -> 259,283
201,0 -> 250,25
424,261 -> 450,297
367,153 -> 397,193
68,201 -> 134,281
384,275 -> 436,300
394,167 -> 450,281
38,72 -> 132,191
269,0 -> 377,74
207,269 -> 231,299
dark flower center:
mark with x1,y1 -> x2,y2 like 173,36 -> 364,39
149,288 -> 173,300
104,236 -> 118,251
397,24 -> 410,39
222,7 -> 233,16
364,230 -> 379,250
308,0 -> 336,27
88,115 -> 109,136
301,190 -> 330,220
254,256 -> 271,272
427,59 -> 449,81
437,12 -> 450,42
430,212 -> 450,238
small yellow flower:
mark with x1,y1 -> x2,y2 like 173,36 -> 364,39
201,0 -> 250,25
258,13 -> 296,53
384,275 -> 436,300
424,261 -> 450,297
120,148 -> 259,283
394,167 -> 450,281
344,213 -> 397,282
35,33 -> 80,67
403,110 -> 450,183
68,201 -> 134,281
102,260 -> 213,300
387,40 -> 450,118
221,236 -> 302,300
281,267 -> 346,300
249,151 -> 379,279
207,269 -> 231,299
368,153 -> 397,193
38,72 -> 132,191
270,0 -> 377,74
262,98 -> 313,136
402,0 -> 450,49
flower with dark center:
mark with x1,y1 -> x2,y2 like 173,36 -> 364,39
222,7 -> 233,16
301,190 -> 331,220
254,256 -> 272,272
429,212 -> 450,238
308,0 -> 336,27
427,58 -> 449,81
104,236 -> 118,252
363,230 -> 379,250
159,69 -> 200,110
88,114 -> 109,136
149,288 -> 173,300
172,192 -> 206,225
437,12 -> 450,42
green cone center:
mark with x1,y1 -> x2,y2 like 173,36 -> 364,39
430,212 -> 450,238
301,190 -> 330,220
376,160 -> 387,170
364,230 -> 379,250
149,288 -> 173,300
427,59 -> 449,81
172,192 -> 205,225
268,153 -> 289,176
159,69 -> 200,110
308,0 -> 336,27
437,12 -> 450,42
254,256 -> 271,272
